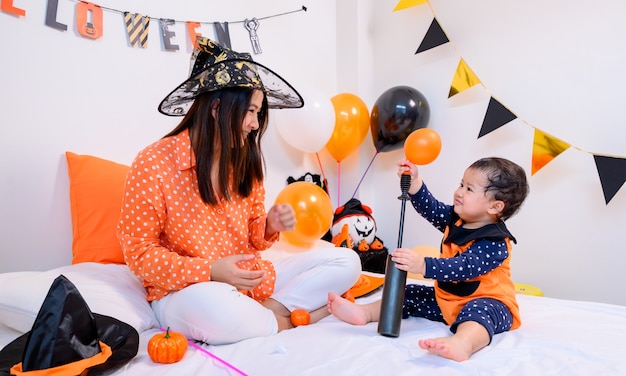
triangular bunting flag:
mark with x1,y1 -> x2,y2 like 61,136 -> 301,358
531,129 -> 570,175
394,0 -> 428,12
415,18 -> 449,54
449,59 -> 481,98
478,97 -> 517,138
593,155 -> 626,204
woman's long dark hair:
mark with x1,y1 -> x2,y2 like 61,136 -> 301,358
164,87 -> 269,205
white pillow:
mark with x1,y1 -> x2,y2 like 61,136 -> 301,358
0,263 -> 158,334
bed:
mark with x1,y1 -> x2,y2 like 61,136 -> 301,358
1,263 -> 626,375
1,153 -> 626,375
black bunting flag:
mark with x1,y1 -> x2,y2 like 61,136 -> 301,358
593,155 -> 626,204
415,18 -> 448,54
478,97 -> 517,138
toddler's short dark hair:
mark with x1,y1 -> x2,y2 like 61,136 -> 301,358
469,157 -> 529,221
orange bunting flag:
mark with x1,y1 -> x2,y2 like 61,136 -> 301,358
449,59 -> 481,98
531,129 -> 570,175
124,12 -> 150,48
393,0 -> 429,12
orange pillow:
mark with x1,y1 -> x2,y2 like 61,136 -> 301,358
65,152 -> 130,264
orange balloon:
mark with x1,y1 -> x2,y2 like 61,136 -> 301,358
325,93 -> 370,162
404,128 -> 442,165
275,182 -> 333,248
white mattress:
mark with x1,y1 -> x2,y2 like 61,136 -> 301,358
3,278 -> 625,375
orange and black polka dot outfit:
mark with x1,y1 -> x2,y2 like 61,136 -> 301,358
402,183 -> 520,342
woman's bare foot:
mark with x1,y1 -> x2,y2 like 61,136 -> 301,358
418,337 -> 472,362
327,292 -> 369,325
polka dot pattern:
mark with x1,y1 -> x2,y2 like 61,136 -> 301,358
406,182 -> 521,330
452,298 -> 513,342
409,183 -> 508,281
409,183 -> 451,233
426,240 -> 508,281
117,130 -> 277,302
402,284 -> 445,322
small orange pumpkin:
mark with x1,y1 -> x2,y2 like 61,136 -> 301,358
148,327 -> 188,364
290,309 -> 311,327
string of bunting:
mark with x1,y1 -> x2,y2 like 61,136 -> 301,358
1,0 -> 307,54
393,0 -> 626,204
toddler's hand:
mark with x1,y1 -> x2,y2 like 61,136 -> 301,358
391,247 -> 426,275
396,158 -> 422,194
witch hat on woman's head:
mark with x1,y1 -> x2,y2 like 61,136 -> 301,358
0,275 -> 139,375
158,37 -> 304,116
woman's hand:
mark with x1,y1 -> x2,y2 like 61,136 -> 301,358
391,247 -> 426,275
210,254 -> 266,291
265,203 -> 296,238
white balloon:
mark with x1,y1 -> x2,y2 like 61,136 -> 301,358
273,86 -> 335,153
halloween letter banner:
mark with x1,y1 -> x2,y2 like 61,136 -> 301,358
1,0 -> 306,54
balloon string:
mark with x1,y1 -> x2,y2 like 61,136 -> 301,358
351,151 -> 379,199
315,152 -> 329,192
337,161 -> 341,207
315,152 -> 326,181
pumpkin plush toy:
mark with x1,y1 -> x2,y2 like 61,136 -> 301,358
324,198 -> 389,274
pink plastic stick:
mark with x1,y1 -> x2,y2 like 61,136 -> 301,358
188,341 -> 247,376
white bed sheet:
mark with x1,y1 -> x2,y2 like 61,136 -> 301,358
3,280 -> 624,376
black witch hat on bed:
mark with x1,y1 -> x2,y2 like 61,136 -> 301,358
0,275 -> 139,375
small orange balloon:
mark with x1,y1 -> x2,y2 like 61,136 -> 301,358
404,128 -> 442,165
275,182 -> 333,248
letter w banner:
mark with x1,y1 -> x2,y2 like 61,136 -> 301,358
124,12 -> 150,48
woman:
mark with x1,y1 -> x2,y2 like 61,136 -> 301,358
118,38 -> 361,345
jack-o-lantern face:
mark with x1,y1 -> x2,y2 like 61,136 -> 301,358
84,23 -> 96,35
331,214 -> 376,245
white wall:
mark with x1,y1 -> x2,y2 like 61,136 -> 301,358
352,0 -> 626,306
0,0 -> 342,269
1,0 -> 624,306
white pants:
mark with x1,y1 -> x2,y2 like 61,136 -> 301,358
151,242 -> 361,345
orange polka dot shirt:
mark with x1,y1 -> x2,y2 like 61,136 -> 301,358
117,129 -> 278,302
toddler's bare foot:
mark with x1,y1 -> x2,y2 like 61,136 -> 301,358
327,292 -> 368,325
418,337 -> 471,362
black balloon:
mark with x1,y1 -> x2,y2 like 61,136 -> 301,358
370,86 -> 430,152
